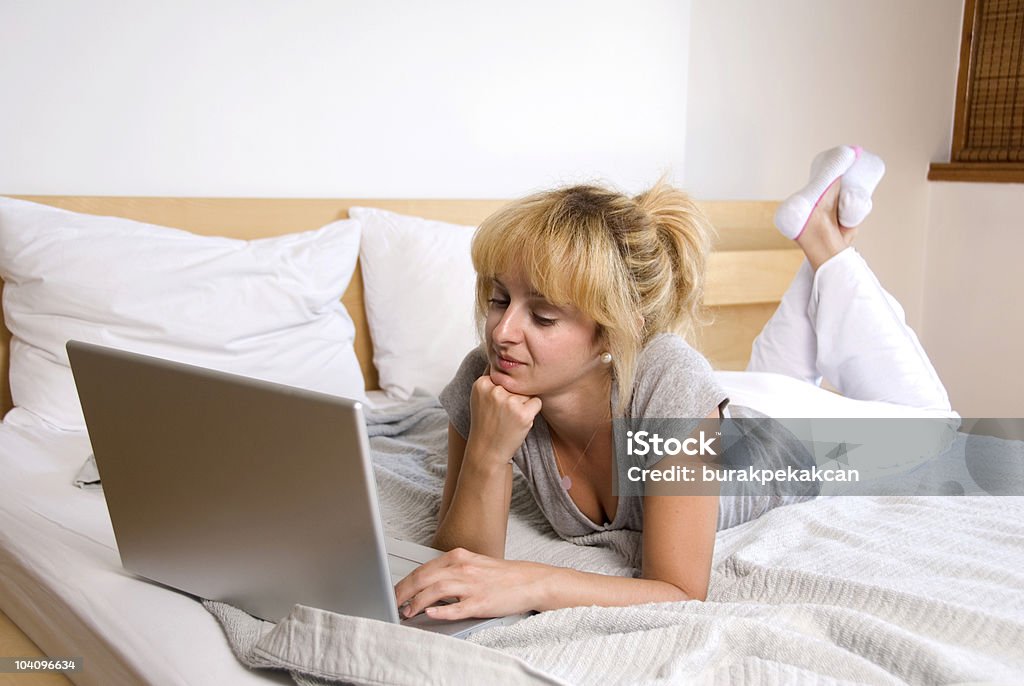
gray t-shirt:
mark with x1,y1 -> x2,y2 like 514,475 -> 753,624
439,333 -> 785,538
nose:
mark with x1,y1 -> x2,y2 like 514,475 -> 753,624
491,303 -> 526,345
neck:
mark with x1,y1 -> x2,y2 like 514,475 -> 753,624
541,373 -> 612,451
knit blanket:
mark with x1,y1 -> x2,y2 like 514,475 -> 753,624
204,395 -> 1024,685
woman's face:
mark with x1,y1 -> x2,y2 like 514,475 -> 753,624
485,267 -> 606,398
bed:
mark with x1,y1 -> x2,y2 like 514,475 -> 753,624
0,195 -> 1021,686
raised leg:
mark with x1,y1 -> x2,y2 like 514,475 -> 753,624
755,145 -> 952,414
746,258 -> 821,385
795,168 -> 952,413
809,247 -> 952,412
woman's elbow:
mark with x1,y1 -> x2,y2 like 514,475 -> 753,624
665,580 -> 707,602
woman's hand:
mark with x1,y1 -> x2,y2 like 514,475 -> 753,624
466,365 -> 542,466
393,547 -> 550,620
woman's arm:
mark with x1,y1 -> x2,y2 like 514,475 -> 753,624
534,490 -> 718,610
395,543 -> 702,621
430,422 -> 514,559
430,369 -> 542,559
394,548 -> 691,620
400,491 -> 716,618
401,411 -> 720,618
634,409 -> 722,601
535,566 -> 693,609
636,492 -> 718,601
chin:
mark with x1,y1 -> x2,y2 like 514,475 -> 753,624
490,370 -> 533,396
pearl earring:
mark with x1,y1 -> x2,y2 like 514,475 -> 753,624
600,352 -> 613,364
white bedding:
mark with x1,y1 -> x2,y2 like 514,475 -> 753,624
2,379 -> 1019,685
207,388 -> 1024,685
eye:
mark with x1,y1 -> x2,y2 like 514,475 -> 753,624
487,297 -> 508,308
532,313 -> 557,327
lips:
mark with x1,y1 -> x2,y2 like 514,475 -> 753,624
494,351 -> 526,371
496,351 -> 525,364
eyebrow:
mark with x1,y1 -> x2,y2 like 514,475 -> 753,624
492,279 -> 550,302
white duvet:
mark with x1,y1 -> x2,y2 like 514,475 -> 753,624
214,493 -> 1024,685
208,387 -> 1024,685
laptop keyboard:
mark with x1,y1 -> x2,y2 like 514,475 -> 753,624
388,555 -> 420,583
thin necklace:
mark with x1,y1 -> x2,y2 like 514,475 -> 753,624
552,423 -> 605,491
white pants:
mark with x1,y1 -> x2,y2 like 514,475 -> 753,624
716,248 -> 960,525
746,247 -> 954,416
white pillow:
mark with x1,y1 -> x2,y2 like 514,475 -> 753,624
0,197 -> 367,431
349,207 -> 478,400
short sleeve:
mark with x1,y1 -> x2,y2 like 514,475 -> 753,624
630,334 -> 729,419
437,346 -> 488,439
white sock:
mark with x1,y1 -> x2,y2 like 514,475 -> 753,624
837,146 -> 886,228
774,145 -> 857,240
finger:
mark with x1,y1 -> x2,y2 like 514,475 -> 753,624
424,600 -> 476,621
394,574 -> 421,609
393,557 -> 447,607
403,580 -> 466,618
394,550 -> 468,608
401,549 -> 477,616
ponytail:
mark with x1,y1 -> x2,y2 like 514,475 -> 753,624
632,176 -> 717,344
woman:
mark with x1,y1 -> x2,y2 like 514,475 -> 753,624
393,146 -> 954,620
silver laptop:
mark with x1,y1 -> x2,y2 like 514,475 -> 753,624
66,340 -> 530,638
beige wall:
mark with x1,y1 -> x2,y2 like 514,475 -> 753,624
923,183 -> 1024,416
684,1 -> 1024,416
685,0 -> 963,329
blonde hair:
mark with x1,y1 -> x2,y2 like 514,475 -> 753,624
471,177 -> 716,416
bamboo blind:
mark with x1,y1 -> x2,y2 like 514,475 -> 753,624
957,0 -> 1024,162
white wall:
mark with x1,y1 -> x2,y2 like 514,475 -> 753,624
0,0 -> 691,197
685,0 -> 963,329
4,1 -> 1016,415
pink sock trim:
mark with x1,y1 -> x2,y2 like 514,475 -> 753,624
851,145 -> 863,159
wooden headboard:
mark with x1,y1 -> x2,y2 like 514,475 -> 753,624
0,196 -> 800,416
